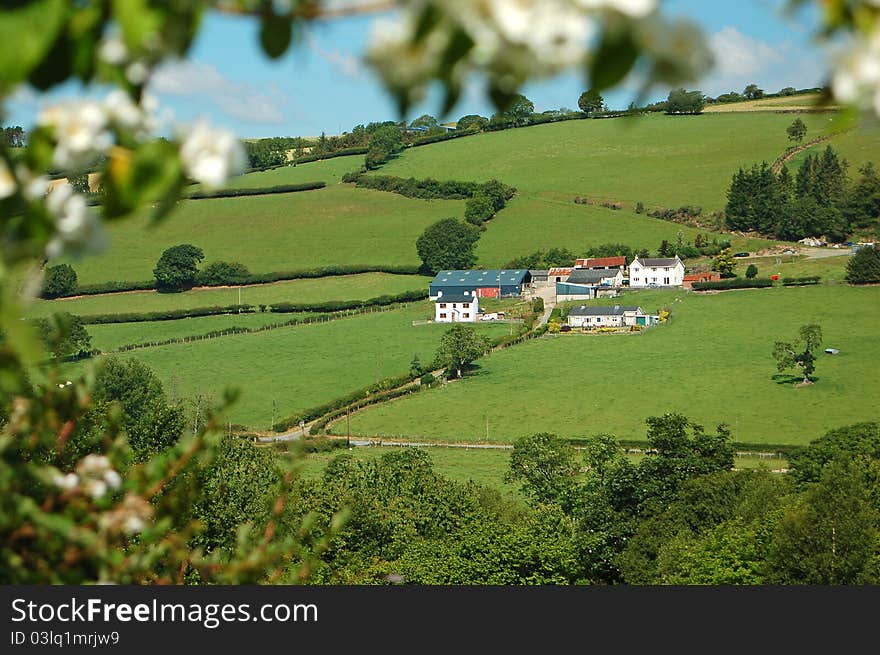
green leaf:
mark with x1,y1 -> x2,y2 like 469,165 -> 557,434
0,0 -> 68,94
102,141 -> 183,220
589,28 -> 639,92
112,0 -> 164,52
260,14 -> 292,60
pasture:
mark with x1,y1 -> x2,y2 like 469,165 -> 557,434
333,285 -> 880,448
381,112 -> 847,209
60,302 -> 512,428
53,185 -> 463,285
30,273 -> 431,318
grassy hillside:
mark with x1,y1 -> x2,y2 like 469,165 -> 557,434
30,273 -> 431,317
381,112 -> 842,209
60,302 -> 512,428
223,155 -> 363,189
475,194 -> 770,266
785,115 -> 880,173
54,186 -> 462,285
333,285 -> 880,447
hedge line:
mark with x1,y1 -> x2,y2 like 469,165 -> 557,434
781,276 -> 821,286
268,289 -> 427,313
348,174 -> 490,199
49,264 -> 423,298
186,181 -> 325,200
80,304 -> 256,325
692,278 -> 774,291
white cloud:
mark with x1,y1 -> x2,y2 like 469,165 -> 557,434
150,60 -> 286,124
304,33 -> 362,79
699,26 -> 827,96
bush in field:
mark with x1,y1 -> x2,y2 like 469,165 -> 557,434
199,261 -> 251,286
846,245 -> 880,284
745,264 -> 758,279
41,263 -> 78,298
465,194 -> 495,226
153,244 -> 204,292
416,218 -> 480,274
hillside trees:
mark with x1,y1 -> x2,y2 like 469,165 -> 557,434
773,324 -> 823,384
41,263 -> 78,298
457,114 -> 488,131
665,88 -> 705,114
846,244 -> 880,284
434,324 -> 489,378
153,244 -> 205,292
2,125 -> 25,147
787,118 -> 808,143
416,218 -> 480,274
365,124 -> 404,169
507,432 -> 579,505
712,249 -> 736,277
743,83 -> 764,99
578,89 -> 605,115
35,312 -> 92,360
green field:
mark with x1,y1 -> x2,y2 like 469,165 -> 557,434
54,186 -> 463,285
786,115 -> 880,173
61,302 -> 513,428
333,285 -> 880,447
734,254 -> 851,281
85,311 -> 320,352
475,194 -> 770,266
383,112 -> 850,210
30,273 -> 431,318
222,155 -> 363,189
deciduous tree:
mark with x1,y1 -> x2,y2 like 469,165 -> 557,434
153,244 -> 205,292
416,218 -> 480,274
434,324 -> 488,378
773,324 -> 823,384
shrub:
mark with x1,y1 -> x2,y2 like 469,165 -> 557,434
420,372 -> 436,387
464,194 -> 495,225
691,277 -> 773,291
186,182 -> 324,200
845,245 -> 880,284
41,263 -> 78,298
198,261 -> 251,286
635,201 -> 645,214
745,264 -> 759,279
153,244 -> 204,292
781,276 -> 821,286
80,304 -> 256,325
531,297 -> 544,313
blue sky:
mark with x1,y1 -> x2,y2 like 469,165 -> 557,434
7,0 -> 828,139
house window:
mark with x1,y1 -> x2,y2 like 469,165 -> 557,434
439,313 -> 447,318
463,303 -> 470,308
597,317 -> 603,322
452,304 -> 457,308
663,277 -> 670,285
462,313 -> 469,318
439,303 -> 446,308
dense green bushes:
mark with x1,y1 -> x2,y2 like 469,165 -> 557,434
198,261 -> 251,286
781,276 -> 822,286
846,245 -> 880,284
186,181 -> 325,200
80,304 -> 256,325
268,289 -> 427,313
41,264 -> 78,299
43,264 -> 423,298
691,277 -> 774,291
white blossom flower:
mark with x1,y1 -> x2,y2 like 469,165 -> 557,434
179,120 -> 247,188
122,516 -> 146,535
15,165 -> 48,200
45,183 -> 105,259
77,454 -> 112,476
126,60 -> 150,85
0,159 -> 16,199
103,469 -> 122,490
85,479 -> 108,499
104,90 -> 143,131
832,28 -> 880,116
98,36 -> 128,66
53,472 -> 79,491
38,101 -> 112,170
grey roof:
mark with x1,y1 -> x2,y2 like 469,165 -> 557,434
434,294 -> 476,304
529,269 -> 550,277
634,257 -> 681,267
566,268 -> 621,284
431,269 -> 530,287
568,305 -> 642,316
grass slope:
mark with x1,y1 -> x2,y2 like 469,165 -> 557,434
55,186 -> 463,285
475,195 -> 769,266
31,273 -> 431,317
62,302 -> 512,428
381,112 -> 841,209
335,285 -> 880,447
223,155 -> 363,189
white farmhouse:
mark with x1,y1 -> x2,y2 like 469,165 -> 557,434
567,305 -> 657,328
628,256 -> 685,288
434,293 -> 479,323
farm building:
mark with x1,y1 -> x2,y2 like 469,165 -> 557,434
628,256 -> 685,288
429,270 -> 531,299
567,305 -> 657,328
548,267 -> 573,283
434,294 -> 479,323
575,256 -> 626,270
683,271 -> 721,289
529,269 -> 550,287
556,268 -> 624,302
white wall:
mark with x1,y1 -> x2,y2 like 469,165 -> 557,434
435,297 -> 479,322
629,261 -> 684,287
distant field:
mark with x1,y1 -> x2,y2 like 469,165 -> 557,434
86,311 -> 319,352
60,302 -> 512,428
703,94 -> 834,112
734,254 -> 851,282
30,273 -> 431,318
785,115 -> 880,173
334,285 -> 880,447
382,112 -> 844,210
475,194 -> 772,266
53,186 -> 463,285
220,155 -> 363,189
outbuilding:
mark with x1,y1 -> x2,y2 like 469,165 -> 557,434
567,305 -> 657,328
429,269 -> 531,299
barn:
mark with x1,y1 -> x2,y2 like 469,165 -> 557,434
429,270 -> 531,299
